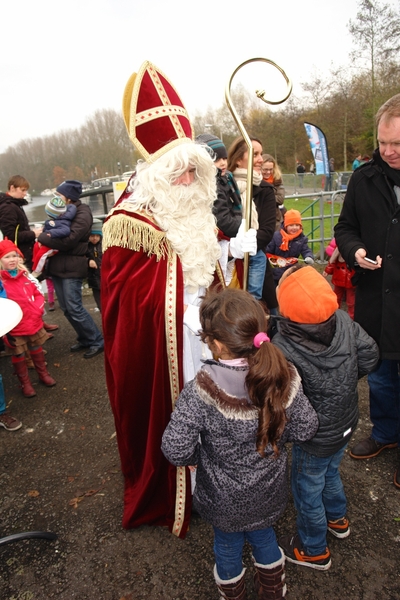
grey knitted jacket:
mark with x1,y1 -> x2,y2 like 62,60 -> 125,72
162,360 -> 318,533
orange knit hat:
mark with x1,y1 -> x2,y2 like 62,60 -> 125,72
277,266 -> 338,323
284,209 -> 302,227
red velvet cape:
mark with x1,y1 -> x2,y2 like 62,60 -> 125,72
101,208 -> 191,538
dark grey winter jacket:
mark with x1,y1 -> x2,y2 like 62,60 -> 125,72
273,310 -> 379,457
162,360 -> 318,533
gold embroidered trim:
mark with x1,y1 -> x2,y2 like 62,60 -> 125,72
102,212 -> 172,260
164,253 -> 186,537
126,61 -> 193,163
135,105 -> 188,126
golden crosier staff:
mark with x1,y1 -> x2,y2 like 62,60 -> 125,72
225,58 -> 292,290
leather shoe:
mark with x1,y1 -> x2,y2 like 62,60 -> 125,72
43,322 -> 59,332
394,468 -> 400,489
83,346 -> 104,359
349,436 -> 397,459
70,343 -> 86,352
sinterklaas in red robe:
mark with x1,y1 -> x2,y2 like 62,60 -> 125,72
102,202 -> 191,538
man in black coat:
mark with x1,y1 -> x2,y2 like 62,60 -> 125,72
335,93 -> 400,489
0,175 -> 58,336
0,175 -> 37,269
38,180 -> 104,359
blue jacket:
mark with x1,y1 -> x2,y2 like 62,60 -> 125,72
43,204 -> 77,239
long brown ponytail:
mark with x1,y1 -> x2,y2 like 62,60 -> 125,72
199,288 -> 291,457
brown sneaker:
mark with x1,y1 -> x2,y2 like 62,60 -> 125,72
349,436 -> 397,459
0,413 -> 22,431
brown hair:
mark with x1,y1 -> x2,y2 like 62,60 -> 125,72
7,175 -> 30,190
376,93 -> 400,128
199,288 -> 291,456
227,137 -> 263,173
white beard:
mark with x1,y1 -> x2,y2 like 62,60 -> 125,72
154,180 -> 221,292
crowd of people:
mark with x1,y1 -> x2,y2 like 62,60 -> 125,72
1,60 -> 400,600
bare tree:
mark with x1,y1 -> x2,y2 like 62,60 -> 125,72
348,0 -> 400,145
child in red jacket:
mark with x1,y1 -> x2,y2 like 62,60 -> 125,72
323,238 -> 356,319
0,239 -> 56,397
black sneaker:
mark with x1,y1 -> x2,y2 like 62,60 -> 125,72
279,533 -> 331,571
327,517 -> 350,538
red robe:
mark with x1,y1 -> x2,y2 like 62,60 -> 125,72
101,203 -> 191,538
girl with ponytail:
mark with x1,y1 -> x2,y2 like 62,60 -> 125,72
162,288 -> 318,600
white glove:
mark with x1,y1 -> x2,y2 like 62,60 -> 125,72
304,256 -> 314,265
229,220 -> 258,259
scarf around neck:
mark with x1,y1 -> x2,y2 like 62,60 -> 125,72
373,148 -> 400,188
232,168 -> 262,230
279,227 -> 302,251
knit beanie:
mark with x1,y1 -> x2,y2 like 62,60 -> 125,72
91,219 -> 103,236
56,180 -> 82,202
45,196 -> 66,219
284,209 -> 302,227
277,266 -> 338,324
0,239 -> 24,260
196,134 -> 227,161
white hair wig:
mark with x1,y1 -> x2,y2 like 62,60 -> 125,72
126,142 -> 221,291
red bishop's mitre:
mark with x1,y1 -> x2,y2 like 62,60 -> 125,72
122,61 -> 194,163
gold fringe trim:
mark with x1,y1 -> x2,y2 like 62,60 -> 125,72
103,213 -> 172,261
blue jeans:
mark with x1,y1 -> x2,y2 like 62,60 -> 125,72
52,276 -> 103,349
0,374 -> 5,414
213,525 -> 281,580
291,444 -> 347,556
369,359 -> 400,445
247,250 -> 266,300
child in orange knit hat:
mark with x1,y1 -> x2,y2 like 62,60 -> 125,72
272,265 -> 379,571
266,209 -> 314,284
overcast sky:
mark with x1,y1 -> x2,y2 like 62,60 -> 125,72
1,0 -> 396,152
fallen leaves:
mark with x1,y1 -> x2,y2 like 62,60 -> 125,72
69,486 -> 103,509
28,490 -> 40,497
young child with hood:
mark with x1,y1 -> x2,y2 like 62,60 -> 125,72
323,237 -> 356,319
162,287 -> 318,599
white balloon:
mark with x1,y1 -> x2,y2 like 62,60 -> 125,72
0,298 -> 23,336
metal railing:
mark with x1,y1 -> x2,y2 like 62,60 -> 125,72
284,190 -> 346,261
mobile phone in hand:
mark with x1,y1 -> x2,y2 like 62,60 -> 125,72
364,257 -> 378,265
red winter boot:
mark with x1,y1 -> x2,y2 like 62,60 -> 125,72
30,348 -> 56,387
12,355 -> 36,397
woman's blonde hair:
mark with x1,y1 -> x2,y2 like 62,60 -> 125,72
262,154 -> 282,182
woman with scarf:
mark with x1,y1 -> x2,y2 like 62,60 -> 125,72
262,154 -> 286,231
227,137 -> 277,312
